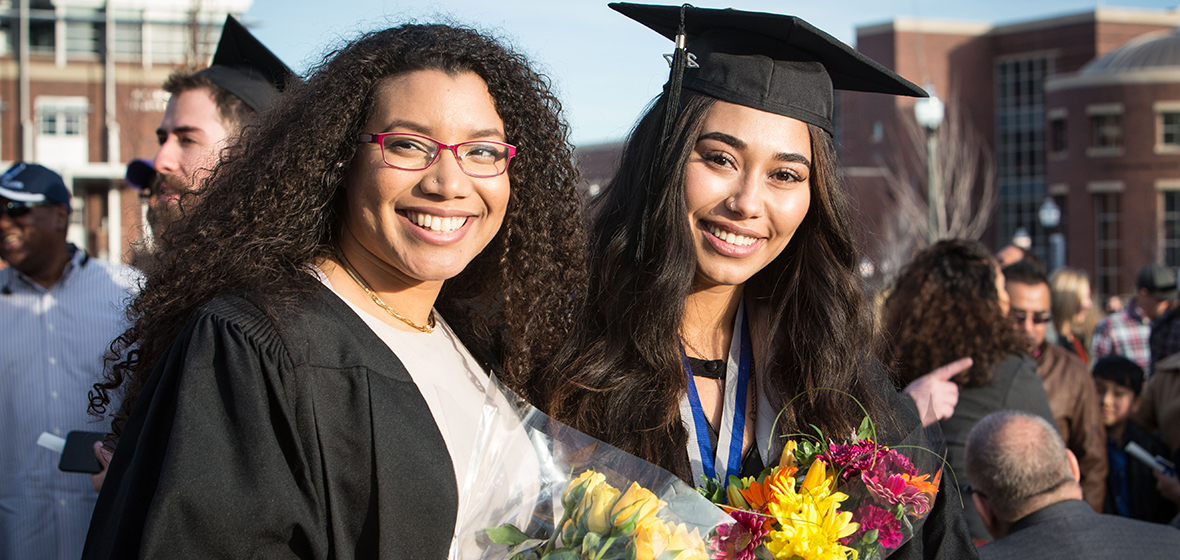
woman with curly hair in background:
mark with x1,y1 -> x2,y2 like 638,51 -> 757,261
83,23 -> 585,559
882,238 -> 1055,544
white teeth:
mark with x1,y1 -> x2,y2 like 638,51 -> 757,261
406,211 -> 468,234
707,224 -> 757,247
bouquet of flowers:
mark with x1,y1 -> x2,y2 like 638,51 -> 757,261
449,377 -> 735,559
699,416 -> 944,560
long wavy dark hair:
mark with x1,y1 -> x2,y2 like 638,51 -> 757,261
882,239 -> 1025,388
91,23 -> 586,440
538,91 -> 890,481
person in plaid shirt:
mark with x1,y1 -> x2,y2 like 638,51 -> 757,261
1092,264 -> 1176,373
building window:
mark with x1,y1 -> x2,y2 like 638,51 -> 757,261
1050,117 -> 1067,153
1161,113 -> 1180,150
65,8 -> 102,58
995,55 -> 1053,259
1165,191 -> 1180,268
37,107 -> 87,137
35,96 -> 90,167
1094,192 -> 1120,296
1091,114 -> 1122,150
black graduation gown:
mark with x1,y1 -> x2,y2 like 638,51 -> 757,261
82,285 -> 458,559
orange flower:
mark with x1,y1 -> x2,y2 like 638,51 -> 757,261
901,472 -> 938,497
741,464 -> 798,511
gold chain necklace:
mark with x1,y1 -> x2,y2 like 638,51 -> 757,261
335,250 -> 436,334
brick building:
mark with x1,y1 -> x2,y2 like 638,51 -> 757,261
840,7 -> 1180,295
0,0 -> 250,265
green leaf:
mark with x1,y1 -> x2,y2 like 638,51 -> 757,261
540,550 -> 582,560
485,524 -> 532,546
581,532 -> 604,556
856,415 -> 876,442
508,539 -> 548,556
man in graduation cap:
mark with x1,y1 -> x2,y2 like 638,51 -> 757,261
133,15 -> 294,252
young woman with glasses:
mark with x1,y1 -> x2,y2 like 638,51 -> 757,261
84,23 -> 585,558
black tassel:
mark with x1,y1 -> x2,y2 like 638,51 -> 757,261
635,3 -> 691,263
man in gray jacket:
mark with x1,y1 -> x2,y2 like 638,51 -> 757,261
967,411 -> 1180,559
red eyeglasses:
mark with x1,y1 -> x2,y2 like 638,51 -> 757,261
357,132 -> 516,178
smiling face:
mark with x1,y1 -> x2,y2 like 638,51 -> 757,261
684,100 -> 812,290
1095,378 -> 1137,429
341,69 -> 510,286
0,199 -> 69,282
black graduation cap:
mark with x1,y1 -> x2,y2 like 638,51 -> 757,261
610,3 -> 927,134
194,15 -> 295,113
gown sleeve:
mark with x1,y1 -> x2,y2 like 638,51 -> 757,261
877,367 -> 981,560
83,298 -> 326,559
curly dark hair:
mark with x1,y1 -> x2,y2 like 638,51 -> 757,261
91,23 -> 587,441
882,239 -> 1026,388
537,91 -> 892,481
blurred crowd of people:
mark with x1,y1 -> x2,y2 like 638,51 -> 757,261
880,237 -> 1180,555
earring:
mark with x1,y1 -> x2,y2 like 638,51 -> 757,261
726,198 -> 736,212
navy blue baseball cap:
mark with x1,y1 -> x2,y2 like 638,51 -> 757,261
0,162 -> 70,210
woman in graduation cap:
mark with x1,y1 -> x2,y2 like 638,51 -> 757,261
539,4 -> 976,558
84,23 -> 585,559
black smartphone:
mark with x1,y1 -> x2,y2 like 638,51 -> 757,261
58,431 -> 106,474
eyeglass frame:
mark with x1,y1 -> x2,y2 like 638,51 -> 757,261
2,199 -> 56,219
357,132 -> 517,178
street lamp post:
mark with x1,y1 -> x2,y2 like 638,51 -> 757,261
1039,197 -> 1064,271
914,88 -> 945,245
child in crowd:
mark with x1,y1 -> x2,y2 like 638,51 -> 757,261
1094,355 -> 1179,524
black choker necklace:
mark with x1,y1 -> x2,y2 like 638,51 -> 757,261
687,357 -> 726,380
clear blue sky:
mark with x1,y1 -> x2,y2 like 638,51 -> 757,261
244,0 -> 1179,146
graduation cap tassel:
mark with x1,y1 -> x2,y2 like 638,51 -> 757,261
635,3 -> 692,263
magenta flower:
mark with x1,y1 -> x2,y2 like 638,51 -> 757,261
844,504 -> 904,549
861,471 -> 932,515
710,509 -> 768,560
826,440 -> 891,481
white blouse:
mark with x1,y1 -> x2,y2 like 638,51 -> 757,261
314,270 -> 489,499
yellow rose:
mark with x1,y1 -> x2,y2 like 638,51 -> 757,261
564,470 -> 607,513
632,516 -> 671,560
577,481 -> 622,534
611,482 -> 663,531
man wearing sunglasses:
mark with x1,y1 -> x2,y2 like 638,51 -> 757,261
0,162 -> 139,560
1003,260 -> 1107,515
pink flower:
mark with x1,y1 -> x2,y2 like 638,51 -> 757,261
825,440 -> 921,482
861,471 -> 932,515
710,509 -> 768,560
826,440 -> 891,481
844,504 -> 904,549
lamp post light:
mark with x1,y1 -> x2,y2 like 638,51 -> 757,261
914,88 -> 945,245
1039,197 -> 1064,271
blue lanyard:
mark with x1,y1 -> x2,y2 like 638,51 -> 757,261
681,308 -> 752,487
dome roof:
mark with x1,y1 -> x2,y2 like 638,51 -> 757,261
1082,29 -> 1180,75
